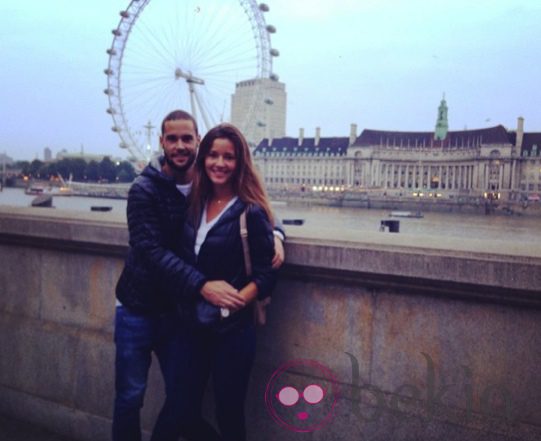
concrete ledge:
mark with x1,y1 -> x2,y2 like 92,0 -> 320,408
0,206 -> 128,257
0,207 -> 539,306
0,207 -> 540,441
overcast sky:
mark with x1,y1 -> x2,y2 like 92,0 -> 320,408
1,0 -> 540,161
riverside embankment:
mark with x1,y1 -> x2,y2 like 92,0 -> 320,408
0,206 -> 539,441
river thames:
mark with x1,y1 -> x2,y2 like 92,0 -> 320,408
1,187 -> 540,248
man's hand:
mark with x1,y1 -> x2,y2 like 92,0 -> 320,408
200,280 -> 245,310
272,235 -> 285,269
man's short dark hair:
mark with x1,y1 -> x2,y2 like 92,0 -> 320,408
161,110 -> 199,136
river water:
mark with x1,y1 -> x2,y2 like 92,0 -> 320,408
1,187 -> 539,247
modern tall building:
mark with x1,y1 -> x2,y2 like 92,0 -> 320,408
44,147 -> 52,162
230,78 -> 286,146
253,98 -> 541,200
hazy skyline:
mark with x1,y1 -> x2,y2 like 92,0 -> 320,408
1,0 -> 540,161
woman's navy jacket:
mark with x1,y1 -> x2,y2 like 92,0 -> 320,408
181,198 -> 277,327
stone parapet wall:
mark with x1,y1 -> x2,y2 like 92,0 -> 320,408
0,206 -> 539,440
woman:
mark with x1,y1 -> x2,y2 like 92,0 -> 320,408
180,123 -> 277,441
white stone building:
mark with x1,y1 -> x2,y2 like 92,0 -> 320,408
253,99 -> 541,200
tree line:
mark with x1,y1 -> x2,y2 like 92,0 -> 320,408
9,157 -> 137,183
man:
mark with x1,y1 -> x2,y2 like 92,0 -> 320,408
113,110 -> 284,441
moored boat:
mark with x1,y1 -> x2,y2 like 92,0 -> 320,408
282,218 -> 305,225
31,194 -> 53,207
389,211 -> 424,218
25,185 -> 46,195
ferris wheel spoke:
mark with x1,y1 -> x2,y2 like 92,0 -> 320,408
201,50 -> 259,71
194,20 -> 253,58
125,30 -> 179,70
204,46 -> 256,68
195,15 -> 247,57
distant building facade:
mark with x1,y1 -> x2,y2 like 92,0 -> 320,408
44,147 -> 52,162
253,99 -> 541,200
231,78 -> 286,146
0,153 -> 14,166
56,149 -> 120,163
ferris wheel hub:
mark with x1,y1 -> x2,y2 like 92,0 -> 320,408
174,68 -> 205,85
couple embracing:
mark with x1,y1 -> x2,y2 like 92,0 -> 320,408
113,110 -> 284,441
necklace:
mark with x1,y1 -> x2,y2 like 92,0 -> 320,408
211,194 -> 234,206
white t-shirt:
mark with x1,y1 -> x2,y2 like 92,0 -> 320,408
176,182 -> 192,197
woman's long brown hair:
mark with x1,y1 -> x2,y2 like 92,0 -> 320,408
189,123 -> 274,228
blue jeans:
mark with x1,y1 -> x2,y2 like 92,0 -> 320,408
112,305 -> 195,441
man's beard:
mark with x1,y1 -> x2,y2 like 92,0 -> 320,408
164,150 -> 195,173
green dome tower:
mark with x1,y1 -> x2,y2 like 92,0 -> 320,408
434,94 -> 449,141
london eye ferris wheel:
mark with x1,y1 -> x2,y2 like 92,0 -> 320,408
104,0 -> 278,167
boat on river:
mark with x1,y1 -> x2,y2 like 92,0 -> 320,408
31,194 -> 53,207
90,206 -> 113,212
389,211 -> 424,218
282,218 -> 305,225
25,184 -> 72,196
25,185 -> 47,195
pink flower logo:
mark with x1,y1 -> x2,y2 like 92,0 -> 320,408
265,359 -> 340,432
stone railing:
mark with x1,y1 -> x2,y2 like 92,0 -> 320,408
0,206 -> 540,441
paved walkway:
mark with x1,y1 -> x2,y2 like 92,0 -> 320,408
0,414 -> 78,441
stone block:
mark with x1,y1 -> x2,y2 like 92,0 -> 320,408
0,314 -> 78,407
39,250 -> 120,332
0,244 -> 41,317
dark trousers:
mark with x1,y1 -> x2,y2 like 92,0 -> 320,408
112,305 -> 198,441
153,323 -> 257,441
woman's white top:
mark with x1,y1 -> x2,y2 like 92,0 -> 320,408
194,196 -> 238,256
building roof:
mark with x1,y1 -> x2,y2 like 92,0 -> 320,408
354,125 -> 511,149
508,132 -> 541,157
255,125 -> 540,157
254,136 -> 349,156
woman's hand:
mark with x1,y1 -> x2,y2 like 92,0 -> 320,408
272,235 -> 285,269
200,280 -> 246,310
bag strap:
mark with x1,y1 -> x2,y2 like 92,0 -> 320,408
240,209 -> 252,276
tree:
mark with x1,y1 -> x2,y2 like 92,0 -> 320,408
55,159 -> 71,180
41,162 -> 58,179
70,158 -> 87,181
115,161 -> 136,182
16,161 -> 31,177
85,161 -> 99,181
29,159 -> 44,178
98,157 -> 117,182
